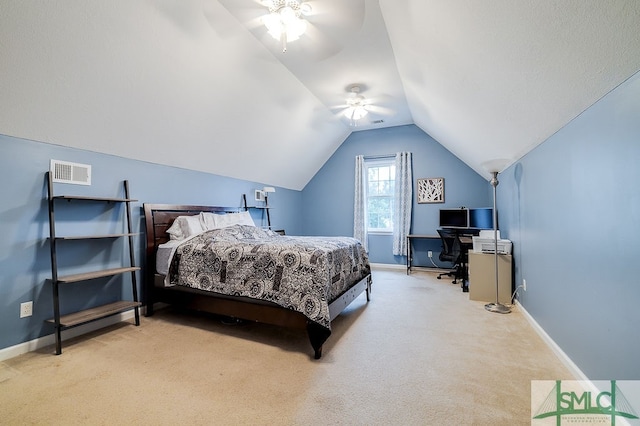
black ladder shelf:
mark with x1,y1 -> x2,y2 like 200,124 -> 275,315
242,193 -> 272,229
46,172 -> 141,354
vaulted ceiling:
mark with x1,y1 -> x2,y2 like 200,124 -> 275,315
2,1 -> 640,190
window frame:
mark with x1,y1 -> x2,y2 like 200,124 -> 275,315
364,158 -> 396,235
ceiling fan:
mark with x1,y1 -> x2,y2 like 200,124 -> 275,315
332,85 -> 395,126
217,0 -> 366,59
262,0 -> 312,52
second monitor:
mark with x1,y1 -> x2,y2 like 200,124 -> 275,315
439,207 -> 494,229
439,208 -> 469,228
469,207 -> 494,229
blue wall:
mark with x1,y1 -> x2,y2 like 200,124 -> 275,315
4,68 -> 639,381
301,124 -> 492,264
0,135 -> 302,351
498,71 -> 640,379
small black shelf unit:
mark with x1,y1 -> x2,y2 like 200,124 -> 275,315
243,193 -> 272,229
46,172 -> 141,354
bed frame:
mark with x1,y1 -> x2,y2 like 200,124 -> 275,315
143,203 -> 372,359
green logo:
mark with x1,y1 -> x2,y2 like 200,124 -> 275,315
532,380 -> 639,425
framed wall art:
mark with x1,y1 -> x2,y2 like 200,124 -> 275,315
417,177 -> 444,203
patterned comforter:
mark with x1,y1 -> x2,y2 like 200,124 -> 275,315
167,225 -> 371,331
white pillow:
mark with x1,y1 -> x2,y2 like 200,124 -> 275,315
166,215 -> 204,240
199,212 -> 217,230
214,211 -> 255,228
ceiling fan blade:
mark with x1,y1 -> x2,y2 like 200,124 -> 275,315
300,23 -> 344,60
300,0 -> 366,60
304,0 -> 365,31
366,105 -> 396,117
329,103 -> 350,111
366,92 -> 394,103
217,0 -> 269,31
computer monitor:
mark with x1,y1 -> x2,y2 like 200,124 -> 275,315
469,208 -> 494,229
439,208 -> 469,228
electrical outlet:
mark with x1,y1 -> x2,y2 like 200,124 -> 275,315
522,279 -> 527,291
428,250 -> 433,258
20,301 -> 33,318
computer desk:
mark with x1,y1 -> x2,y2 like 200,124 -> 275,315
406,233 -> 473,275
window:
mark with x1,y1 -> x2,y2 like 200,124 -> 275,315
365,160 -> 395,233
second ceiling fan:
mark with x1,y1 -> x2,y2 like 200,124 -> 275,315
333,84 -> 395,126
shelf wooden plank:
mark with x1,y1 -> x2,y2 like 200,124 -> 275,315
47,300 -> 141,327
57,267 -> 140,284
53,195 -> 137,203
53,233 -> 138,240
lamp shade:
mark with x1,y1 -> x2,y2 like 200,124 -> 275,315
263,186 -> 276,193
481,158 -> 511,174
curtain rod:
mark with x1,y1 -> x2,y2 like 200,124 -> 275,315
363,154 -> 395,160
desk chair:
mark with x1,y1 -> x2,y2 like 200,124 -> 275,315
436,228 -> 468,290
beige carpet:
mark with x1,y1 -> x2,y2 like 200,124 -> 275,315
0,268 -> 573,425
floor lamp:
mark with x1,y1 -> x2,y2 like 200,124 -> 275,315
483,162 -> 511,314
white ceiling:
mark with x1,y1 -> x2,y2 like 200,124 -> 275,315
1,1 -> 639,190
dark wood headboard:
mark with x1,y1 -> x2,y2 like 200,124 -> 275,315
142,204 -> 242,293
143,203 -> 242,253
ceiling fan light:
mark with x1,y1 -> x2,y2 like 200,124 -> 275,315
285,18 -> 306,40
263,0 -> 307,46
263,13 -> 284,39
344,106 -> 368,121
353,107 -> 368,120
300,3 -> 312,15
280,6 -> 296,22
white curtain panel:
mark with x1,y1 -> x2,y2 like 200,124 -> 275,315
353,155 -> 368,251
393,152 -> 412,256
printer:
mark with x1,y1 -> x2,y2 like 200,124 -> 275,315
472,230 -> 512,254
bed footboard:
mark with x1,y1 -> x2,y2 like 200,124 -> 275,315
311,274 -> 372,359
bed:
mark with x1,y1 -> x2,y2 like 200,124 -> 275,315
143,203 -> 372,359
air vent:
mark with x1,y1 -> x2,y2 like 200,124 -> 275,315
50,160 -> 92,185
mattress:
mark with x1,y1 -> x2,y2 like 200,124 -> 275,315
156,240 -> 180,276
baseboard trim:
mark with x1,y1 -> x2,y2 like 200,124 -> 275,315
371,262 -> 452,273
370,263 -> 406,270
515,300 -> 588,381
0,311 -> 137,362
